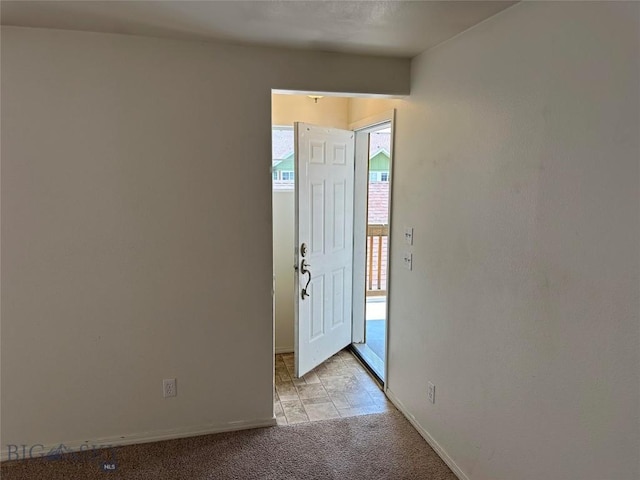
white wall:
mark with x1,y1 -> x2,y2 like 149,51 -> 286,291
0,26 -> 409,453
387,2 -> 639,479
271,94 -> 351,353
272,190 -> 295,352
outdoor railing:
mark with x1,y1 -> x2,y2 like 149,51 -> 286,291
366,224 -> 388,297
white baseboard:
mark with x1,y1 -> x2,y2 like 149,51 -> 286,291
275,346 -> 293,354
385,389 -> 469,480
1,417 -> 276,462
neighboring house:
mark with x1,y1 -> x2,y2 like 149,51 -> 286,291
272,128 -> 295,183
272,153 -> 294,181
368,150 -> 390,182
368,131 -> 391,182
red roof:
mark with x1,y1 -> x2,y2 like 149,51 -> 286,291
368,182 -> 389,224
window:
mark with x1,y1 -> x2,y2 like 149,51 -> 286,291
369,172 -> 390,182
273,126 -> 295,191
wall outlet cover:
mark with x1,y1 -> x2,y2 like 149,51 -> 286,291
427,381 -> 435,404
163,378 -> 177,398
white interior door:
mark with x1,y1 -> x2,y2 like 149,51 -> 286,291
294,122 -> 355,377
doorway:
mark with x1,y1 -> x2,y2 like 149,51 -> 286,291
271,92 -> 394,385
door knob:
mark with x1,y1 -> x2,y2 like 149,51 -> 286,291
300,259 -> 311,299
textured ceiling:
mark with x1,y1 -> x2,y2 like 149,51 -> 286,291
1,1 -> 516,57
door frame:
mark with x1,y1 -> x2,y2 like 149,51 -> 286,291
269,94 -> 396,387
349,110 -> 395,388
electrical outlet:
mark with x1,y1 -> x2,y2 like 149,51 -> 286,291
403,252 -> 413,270
163,378 -> 177,398
427,382 -> 435,404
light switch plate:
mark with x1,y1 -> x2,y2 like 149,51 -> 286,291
404,227 -> 414,245
403,252 -> 413,270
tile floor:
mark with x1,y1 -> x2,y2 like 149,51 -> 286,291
274,349 -> 394,425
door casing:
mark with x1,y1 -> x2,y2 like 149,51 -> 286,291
349,110 -> 395,388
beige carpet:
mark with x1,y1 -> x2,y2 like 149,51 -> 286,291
1,411 -> 457,479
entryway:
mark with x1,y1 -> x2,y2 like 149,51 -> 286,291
271,92 -> 395,394
274,348 -> 393,425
